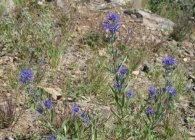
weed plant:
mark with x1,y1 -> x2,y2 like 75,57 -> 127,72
0,97 -> 16,129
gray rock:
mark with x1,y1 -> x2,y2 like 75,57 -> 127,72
108,0 -> 132,5
189,131 -> 195,137
124,8 -> 175,36
132,70 -> 139,76
106,0 -> 143,8
132,0 -> 142,9
189,74 -> 195,83
89,0 -> 133,11
38,86 -> 62,100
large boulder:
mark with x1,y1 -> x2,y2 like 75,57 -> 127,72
124,8 -> 175,36
107,0 -> 133,5
106,0 -> 142,8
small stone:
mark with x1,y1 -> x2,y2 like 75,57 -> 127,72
99,48 -> 106,57
183,58 -> 188,62
38,86 -> 62,100
37,0 -> 44,5
132,71 -> 139,76
154,54 -> 158,57
189,131 -> 195,137
189,74 -> 195,82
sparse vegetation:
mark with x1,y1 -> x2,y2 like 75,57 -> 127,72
0,0 -> 194,140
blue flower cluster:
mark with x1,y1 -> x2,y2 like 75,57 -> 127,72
47,134 -> 57,140
102,13 -> 121,34
162,57 -> 176,66
114,82 -> 123,90
114,66 -> 128,90
81,112 -> 90,125
72,104 -> 80,115
145,57 -> 178,118
118,67 -> 128,75
146,108 -> 154,115
37,107 -> 43,114
127,90 -> 134,98
71,104 -> 90,125
165,86 -> 177,96
19,69 -> 33,84
162,57 -> 176,71
148,86 -> 157,100
43,99 -> 53,109
36,99 -> 53,114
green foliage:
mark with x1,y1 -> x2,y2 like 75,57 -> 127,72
72,55 -> 109,102
146,0 -> 195,40
126,47 -> 146,72
82,31 -> 105,48
0,2 -> 66,68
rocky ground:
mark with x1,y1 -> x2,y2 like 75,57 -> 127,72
0,0 -> 194,139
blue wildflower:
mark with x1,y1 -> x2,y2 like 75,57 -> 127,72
162,57 -> 176,66
162,57 -> 176,71
81,112 -> 90,125
37,107 -> 43,114
148,86 -> 157,100
127,90 -> 134,98
102,13 -> 121,33
114,82 -> 123,89
118,66 -> 128,75
72,104 -> 80,115
107,13 -> 120,22
19,69 -> 33,84
146,108 -> 154,115
47,134 -> 57,140
165,86 -> 177,96
43,100 -> 53,109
